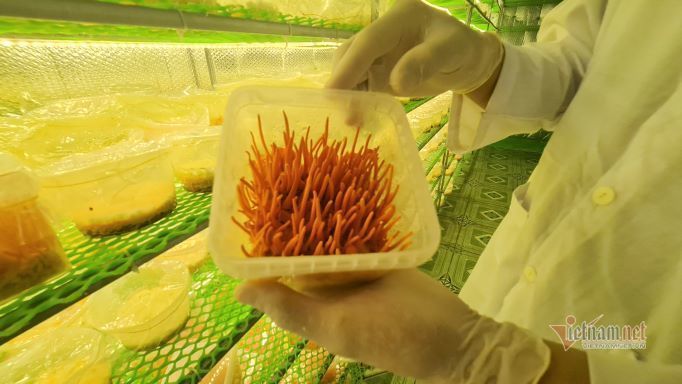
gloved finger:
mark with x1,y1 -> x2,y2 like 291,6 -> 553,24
329,36 -> 355,76
326,19 -> 399,90
235,280 -> 323,338
389,34 -> 453,95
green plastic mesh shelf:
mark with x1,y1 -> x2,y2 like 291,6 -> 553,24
280,343 -> 334,384
228,316 -> 306,383
335,361 -> 373,384
112,260 -> 261,384
0,185 -> 212,343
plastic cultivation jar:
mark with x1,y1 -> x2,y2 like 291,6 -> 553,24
0,152 -> 69,302
84,259 -> 191,350
177,91 -> 231,126
168,126 -> 221,192
208,86 -> 440,287
0,327 -> 123,384
117,94 -> 210,140
38,142 -> 176,237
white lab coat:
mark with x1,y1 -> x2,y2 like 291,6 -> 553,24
448,0 -> 682,382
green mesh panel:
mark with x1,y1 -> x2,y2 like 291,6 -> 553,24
280,343 -> 334,384
228,317 -> 306,383
336,361 -> 372,384
112,260 -> 261,384
0,185 -> 211,343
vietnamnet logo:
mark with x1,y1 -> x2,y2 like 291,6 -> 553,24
549,314 -> 647,351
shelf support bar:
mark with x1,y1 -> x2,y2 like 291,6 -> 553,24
0,0 -> 355,40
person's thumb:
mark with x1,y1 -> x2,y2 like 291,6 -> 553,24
389,41 -> 440,95
235,280 -> 322,337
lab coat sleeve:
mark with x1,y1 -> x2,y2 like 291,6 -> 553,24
448,0 -> 607,153
587,350 -> 682,384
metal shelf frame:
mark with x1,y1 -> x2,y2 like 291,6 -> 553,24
0,0 -> 355,40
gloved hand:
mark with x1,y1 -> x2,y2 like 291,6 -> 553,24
236,269 -> 550,383
326,0 -> 504,97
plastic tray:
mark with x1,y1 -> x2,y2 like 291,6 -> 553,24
208,86 -> 440,281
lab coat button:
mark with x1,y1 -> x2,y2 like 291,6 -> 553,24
593,186 -> 616,206
523,266 -> 537,283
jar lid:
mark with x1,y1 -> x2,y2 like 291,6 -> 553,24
0,152 -> 39,207
37,141 -> 168,187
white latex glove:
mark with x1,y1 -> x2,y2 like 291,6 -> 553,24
236,269 -> 550,383
326,0 -> 504,97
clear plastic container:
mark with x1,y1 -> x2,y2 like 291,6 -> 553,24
168,127 -> 221,192
177,91 -> 231,126
84,259 -> 191,350
0,327 -> 122,384
116,94 -> 210,140
38,142 -> 176,236
3,106 -> 143,169
208,86 -> 440,285
0,152 -> 70,302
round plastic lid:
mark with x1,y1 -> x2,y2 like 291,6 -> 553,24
84,259 -> 190,332
37,141 -> 168,187
0,152 -> 39,207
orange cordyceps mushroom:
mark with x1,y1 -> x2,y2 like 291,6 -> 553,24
232,111 -> 412,257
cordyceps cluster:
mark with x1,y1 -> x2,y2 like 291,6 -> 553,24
232,112 -> 412,257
